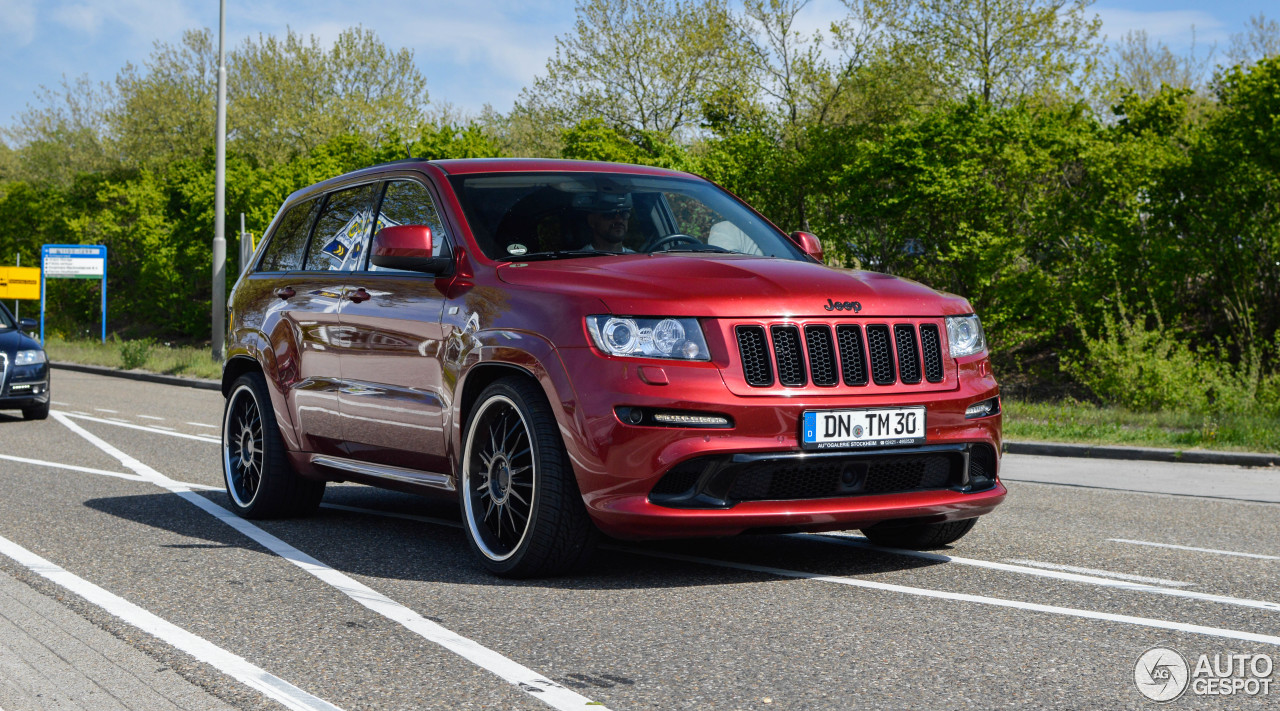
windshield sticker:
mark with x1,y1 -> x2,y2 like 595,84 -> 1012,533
507,243 -> 528,256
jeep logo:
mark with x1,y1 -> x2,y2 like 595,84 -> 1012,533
824,298 -> 862,312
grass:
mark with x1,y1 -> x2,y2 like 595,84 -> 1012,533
44,336 -> 221,380
1004,399 -> 1280,454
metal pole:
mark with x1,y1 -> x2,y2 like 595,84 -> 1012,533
14,254 -> 18,322
212,0 -> 227,360
240,212 -> 248,275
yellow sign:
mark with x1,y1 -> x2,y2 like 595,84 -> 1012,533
0,267 -> 41,300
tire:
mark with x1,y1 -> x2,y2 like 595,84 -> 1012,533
22,400 -> 49,421
460,376 -> 598,577
860,517 -> 978,550
222,371 -> 324,519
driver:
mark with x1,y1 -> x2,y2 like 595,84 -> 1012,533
574,192 -> 633,252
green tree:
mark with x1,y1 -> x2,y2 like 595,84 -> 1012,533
520,0 -> 746,138
876,0 -> 1103,105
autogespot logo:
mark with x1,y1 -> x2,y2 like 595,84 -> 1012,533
1135,647 -> 1190,702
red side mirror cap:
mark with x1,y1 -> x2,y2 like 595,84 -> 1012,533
789,231 -> 825,263
371,225 -> 448,273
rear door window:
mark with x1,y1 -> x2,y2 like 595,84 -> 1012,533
258,198 -> 318,272
366,180 -> 451,271
304,183 -> 379,271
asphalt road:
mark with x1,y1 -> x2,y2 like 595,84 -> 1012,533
0,369 -> 1277,710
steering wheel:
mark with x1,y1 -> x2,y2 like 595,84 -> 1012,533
644,233 -> 702,252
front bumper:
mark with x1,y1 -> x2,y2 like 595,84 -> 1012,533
555,347 -> 1004,539
1,361 -> 50,409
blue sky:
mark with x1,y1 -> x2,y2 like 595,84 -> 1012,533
0,0 -> 1271,130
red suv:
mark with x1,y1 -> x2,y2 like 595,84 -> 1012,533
222,159 -> 1005,577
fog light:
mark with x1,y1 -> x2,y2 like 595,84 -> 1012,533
652,412 -> 731,427
965,397 -> 1000,419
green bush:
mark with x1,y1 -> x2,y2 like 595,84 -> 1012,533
119,338 -> 155,370
1063,300 -> 1279,416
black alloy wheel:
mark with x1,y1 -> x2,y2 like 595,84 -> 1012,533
221,371 -> 324,518
461,376 -> 597,577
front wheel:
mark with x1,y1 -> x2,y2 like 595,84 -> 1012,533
222,371 -> 324,518
22,400 -> 49,421
860,518 -> 978,549
460,376 -> 597,577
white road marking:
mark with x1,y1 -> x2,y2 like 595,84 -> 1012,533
0,533 -> 343,711
809,533 -> 1280,612
93,408 -> 118,414
1003,559 -> 1194,587
138,415 -> 165,421
187,422 -> 219,429
617,547 -> 1280,648
150,425 -> 177,432
51,412 -> 607,711
0,454 -> 148,484
51,400 -> 70,406
1109,538 -> 1280,561
106,417 -> 134,424
57,411 -> 220,444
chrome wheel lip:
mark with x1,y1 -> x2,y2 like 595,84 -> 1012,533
222,383 -> 264,509
462,394 -> 535,563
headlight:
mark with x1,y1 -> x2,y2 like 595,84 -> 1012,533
14,350 -> 46,366
945,314 -> 986,358
586,316 -> 710,361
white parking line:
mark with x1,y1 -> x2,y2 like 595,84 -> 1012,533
150,425 -> 177,432
186,422 -> 218,429
0,533 -> 343,711
1003,559 -> 1195,587
617,547 -> 1280,648
51,400 -> 69,406
57,412 -> 220,444
138,415 -> 165,421
50,412 -> 607,711
93,408 -> 118,414
0,454 -> 148,484
1109,538 -> 1280,561
808,533 -> 1280,612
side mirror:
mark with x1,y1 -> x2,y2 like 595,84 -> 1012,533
19,318 -> 37,331
789,231 -> 825,263
370,225 -> 450,273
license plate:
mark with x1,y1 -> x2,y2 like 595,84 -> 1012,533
801,407 -> 926,450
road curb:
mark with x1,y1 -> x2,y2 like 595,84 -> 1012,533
51,361 -> 220,391
1004,440 -> 1279,468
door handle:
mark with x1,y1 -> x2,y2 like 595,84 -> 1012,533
345,288 -> 371,304
274,286 -> 295,300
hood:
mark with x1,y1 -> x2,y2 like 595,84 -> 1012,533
496,253 -> 972,318
0,328 -> 42,354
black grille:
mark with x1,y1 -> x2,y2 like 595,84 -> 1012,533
865,325 -> 896,385
736,326 -> 773,386
894,324 -> 922,384
836,325 -> 868,386
967,444 -> 997,490
919,324 -> 944,383
771,325 -> 807,387
650,464 -> 701,496
725,454 -> 959,502
805,325 -> 838,386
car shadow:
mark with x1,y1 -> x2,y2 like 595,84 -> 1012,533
82,486 -> 947,591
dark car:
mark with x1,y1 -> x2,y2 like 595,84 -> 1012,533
222,159 -> 1005,577
0,303 -> 50,420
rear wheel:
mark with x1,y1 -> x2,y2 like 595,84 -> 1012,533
460,376 -> 597,577
860,518 -> 977,549
21,400 -> 49,421
222,371 -> 324,518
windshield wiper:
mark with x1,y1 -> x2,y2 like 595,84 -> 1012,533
658,244 -> 733,254
508,250 -> 627,261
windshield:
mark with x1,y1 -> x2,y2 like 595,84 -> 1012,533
0,302 -> 14,330
448,172 -> 804,261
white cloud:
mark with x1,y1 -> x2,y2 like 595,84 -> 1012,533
0,0 -> 38,47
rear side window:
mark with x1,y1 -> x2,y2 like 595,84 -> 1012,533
305,183 -> 379,271
367,180 -> 451,271
258,198 -> 318,272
